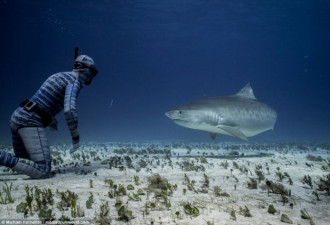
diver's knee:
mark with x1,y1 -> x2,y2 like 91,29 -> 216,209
12,159 -> 52,179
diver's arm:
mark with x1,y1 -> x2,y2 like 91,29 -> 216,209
64,82 -> 81,152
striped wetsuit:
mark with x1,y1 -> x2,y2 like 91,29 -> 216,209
0,71 -> 82,179
11,71 -> 82,136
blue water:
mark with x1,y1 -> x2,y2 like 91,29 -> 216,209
0,0 -> 329,142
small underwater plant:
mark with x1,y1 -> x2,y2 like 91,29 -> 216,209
137,188 -> 145,195
25,185 -> 33,215
276,171 -> 284,182
230,210 -> 236,220
247,178 -> 258,189
312,191 -> 321,201
56,189 -> 79,209
281,213 -> 293,224
134,175 -> 140,185
255,169 -> 265,182
183,173 -> 197,193
306,154 -> 323,162
305,162 -> 314,170
268,204 -> 277,214
181,159 -> 205,172
232,161 -> 239,169
117,184 -> 127,196
220,161 -> 229,169
266,167 -> 270,175
302,175 -> 313,189
38,209 -> 55,223
86,192 -> 94,209
182,202 -> 199,216
89,179 -> 93,188
16,201 -> 28,216
138,159 -> 148,168
255,164 -> 263,170
213,186 -> 230,197
317,173 -> 330,195
127,192 -> 141,201
118,205 -> 133,221
239,166 -> 249,176
148,173 -> 168,190
77,204 -> 85,217
200,157 -> 208,163
95,201 -> 111,225
42,188 -> 54,206
232,175 -> 239,183
213,186 -> 222,196
202,173 -> 210,188
321,163 -> 330,172
261,180 -> 290,197
104,178 -> 114,187
301,209 -> 310,219
70,196 -> 77,218
144,201 -> 149,216
239,206 -> 252,217
127,184 -> 134,190
0,182 -> 14,204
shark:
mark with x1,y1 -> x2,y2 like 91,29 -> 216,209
165,83 -> 277,141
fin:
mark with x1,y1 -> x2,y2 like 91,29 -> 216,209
209,132 -> 217,140
234,83 -> 257,100
217,124 -> 248,141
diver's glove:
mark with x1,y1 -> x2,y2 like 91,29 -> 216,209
70,135 -> 80,154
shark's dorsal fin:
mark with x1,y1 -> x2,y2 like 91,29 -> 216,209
234,83 -> 257,100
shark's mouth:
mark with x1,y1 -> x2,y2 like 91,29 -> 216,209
173,119 -> 187,123
173,119 -> 191,127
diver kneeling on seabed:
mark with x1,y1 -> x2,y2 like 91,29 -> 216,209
0,51 -> 98,179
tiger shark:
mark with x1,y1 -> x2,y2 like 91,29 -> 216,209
165,83 -> 277,141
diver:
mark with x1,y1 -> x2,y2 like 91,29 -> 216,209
0,54 -> 98,179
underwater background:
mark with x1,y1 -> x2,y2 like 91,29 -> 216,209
0,0 -> 329,143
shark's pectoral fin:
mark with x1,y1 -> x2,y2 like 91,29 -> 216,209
209,132 -> 217,140
216,124 -> 248,141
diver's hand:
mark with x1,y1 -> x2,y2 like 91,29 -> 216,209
70,135 -> 80,154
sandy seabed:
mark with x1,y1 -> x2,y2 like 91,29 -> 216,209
0,141 -> 329,225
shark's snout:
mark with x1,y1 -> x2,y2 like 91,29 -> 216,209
165,110 -> 175,119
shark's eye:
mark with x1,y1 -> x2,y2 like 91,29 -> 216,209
179,111 -> 182,114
